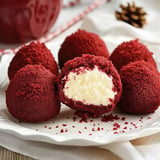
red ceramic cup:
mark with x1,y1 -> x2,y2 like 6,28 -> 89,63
0,0 -> 62,43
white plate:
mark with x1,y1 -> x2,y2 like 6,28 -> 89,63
1,0 -> 160,147
1,77 -> 160,147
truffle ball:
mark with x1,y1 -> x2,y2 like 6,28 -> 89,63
58,29 -> 110,68
110,39 -> 157,71
8,42 -> 58,80
119,60 -> 160,114
58,54 -> 122,116
6,65 -> 60,123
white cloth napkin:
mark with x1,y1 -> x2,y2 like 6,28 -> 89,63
1,0 -> 160,160
81,0 -> 160,45
1,128 -> 160,160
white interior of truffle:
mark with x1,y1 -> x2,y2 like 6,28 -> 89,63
63,66 -> 117,106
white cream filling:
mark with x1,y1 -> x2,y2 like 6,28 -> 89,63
63,66 -> 117,106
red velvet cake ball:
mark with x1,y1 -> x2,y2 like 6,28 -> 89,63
119,60 -> 160,114
58,54 -> 122,116
110,39 -> 157,71
6,65 -> 60,123
8,42 -> 58,80
58,29 -> 110,68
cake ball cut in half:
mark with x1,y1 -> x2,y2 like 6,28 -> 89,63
58,29 -> 110,68
6,65 -> 60,123
110,39 -> 157,71
8,42 -> 58,80
58,54 -> 122,116
119,60 -> 160,114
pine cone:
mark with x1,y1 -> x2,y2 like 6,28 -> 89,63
115,2 -> 147,28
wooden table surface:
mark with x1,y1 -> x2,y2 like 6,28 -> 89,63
0,146 -> 33,160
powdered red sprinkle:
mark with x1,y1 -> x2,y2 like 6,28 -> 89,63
147,117 -> 151,119
97,127 -> 100,131
48,127 -> 52,129
78,131 -> 82,134
60,129 -> 64,133
72,125 -> 75,128
56,125 -> 59,128
62,124 -> 67,127
89,134 -> 92,136
101,113 -> 120,122
84,127 -> 87,129
123,126 -> 127,129
125,122 -> 128,124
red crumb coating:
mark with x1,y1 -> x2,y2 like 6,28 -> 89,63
119,60 -> 160,114
8,42 -> 58,80
58,54 -> 122,116
6,65 -> 60,123
58,29 -> 110,68
110,39 -> 157,71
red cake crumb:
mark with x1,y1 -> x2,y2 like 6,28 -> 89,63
75,111 -> 90,119
121,117 -> 126,121
123,127 -> 127,130
6,65 -> 60,123
58,54 -> 122,116
8,42 -> 58,80
101,113 -> 120,122
75,111 -> 97,122
119,60 -> 160,114
113,122 -> 120,130
131,122 -> 137,128
110,39 -> 157,71
73,117 -> 77,122
58,29 -> 110,68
